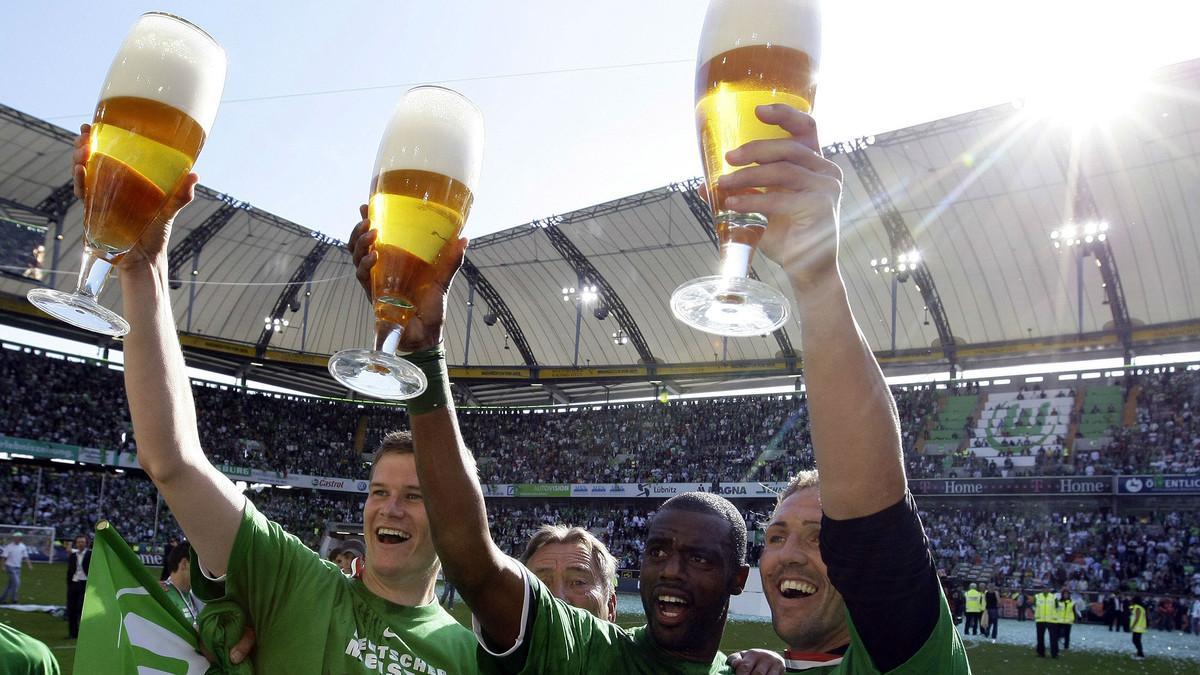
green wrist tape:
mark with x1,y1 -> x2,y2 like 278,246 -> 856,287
405,345 -> 451,415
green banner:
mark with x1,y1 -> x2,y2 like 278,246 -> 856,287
513,483 -> 570,498
0,435 -> 80,460
76,522 -> 210,674
217,463 -> 253,477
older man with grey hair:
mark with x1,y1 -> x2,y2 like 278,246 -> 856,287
519,525 -> 619,622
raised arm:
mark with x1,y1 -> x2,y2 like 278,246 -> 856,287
722,106 -> 905,519
72,125 -> 244,573
349,211 -> 527,650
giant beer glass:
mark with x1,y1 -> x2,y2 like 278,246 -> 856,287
328,87 -> 483,400
671,0 -> 820,336
27,13 -> 226,336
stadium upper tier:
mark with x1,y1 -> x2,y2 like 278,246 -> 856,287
3,58 -> 1200,405
2,345 -> 1197,484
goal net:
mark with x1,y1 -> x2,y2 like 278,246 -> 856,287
0,524 -> 57,564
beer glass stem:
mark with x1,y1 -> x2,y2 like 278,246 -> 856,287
719,241 -> 753,281
375,320 -> 404,355
76,247 -> 117,300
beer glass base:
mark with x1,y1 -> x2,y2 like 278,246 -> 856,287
670,275 -> 790,337
328,348 -> 428,400
26,288 -> 130,337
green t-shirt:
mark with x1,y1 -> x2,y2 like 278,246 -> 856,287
0,622 -> 60,675
477,568 -> 731,675
785,587 -> 968,673
205,499 -> 477,674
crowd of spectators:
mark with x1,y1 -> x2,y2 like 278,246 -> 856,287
4,432 -> 1200,604
0,345 -> 371,480
191,385 -> 365,478
1084,370 -> 1200,476
444,397 -> 815,484
925,507 -> 1200,598
0,347 -> 133,452
0,463 -> 768,571
0,344 -> 956,486
4,345 -> 1200,489
910,370 -> 1200,479
368,388 -> 933,485
0,465 -> 361,549
5,461 -> 1197,611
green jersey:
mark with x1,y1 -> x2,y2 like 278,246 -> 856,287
0,622 -> 60,675
782,494 -> 970,673
785,587 -> 968,673
205,499 -> 477,674
477,568 -> 730,674
162,579 -> 201,628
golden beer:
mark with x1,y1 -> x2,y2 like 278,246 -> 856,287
670,0 -> 820,337
86,96 -> 206,253
696,43 -> 817,250
26,12 -> 225,338
369,168 -> 474,325
327,85 -> 483,400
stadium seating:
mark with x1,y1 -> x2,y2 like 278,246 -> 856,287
3,463 -> 1197,600
924,393 -> 979,454
7,346 -> 1200,487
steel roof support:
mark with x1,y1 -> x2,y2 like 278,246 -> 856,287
1056,145 -> 1134,363
255,236 -> 336,356
839,139 -> 958,368
460,258 -> 538,366
167,194 -> 247,285
539,217 -> 656,365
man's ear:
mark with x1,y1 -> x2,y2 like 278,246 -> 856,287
730,564 -> 751,596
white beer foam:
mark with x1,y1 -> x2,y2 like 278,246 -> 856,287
698,0 -> 822,66
99,13 -> 227,133
374,87 -> 484,191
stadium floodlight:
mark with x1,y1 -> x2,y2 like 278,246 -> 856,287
562,284 -> 599,307
612,330 -> 629,346
579,285 -> 599,305
1052,221 -> 1109,250
869,249 -> 918,353
870,250 -> 917,276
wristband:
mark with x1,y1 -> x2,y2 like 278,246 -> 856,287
405,345 -> 451,415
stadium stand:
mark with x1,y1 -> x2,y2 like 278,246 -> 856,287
3,462 -> 1197,604
924,507 -> 1200,599
6,345 -> 1200,487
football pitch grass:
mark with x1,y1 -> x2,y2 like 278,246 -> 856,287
5,563 -> 1197,674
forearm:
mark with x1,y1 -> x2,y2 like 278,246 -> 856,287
119,259 -> 243,573
120,260 -> 202,479
410,407 -> 511,587
793,273 -> 905,519
410,405 -> 524,646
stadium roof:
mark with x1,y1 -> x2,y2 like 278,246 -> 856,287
2,60 -> 1199,405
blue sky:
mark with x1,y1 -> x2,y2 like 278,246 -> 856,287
4,0 -> 1198,241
